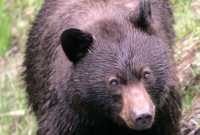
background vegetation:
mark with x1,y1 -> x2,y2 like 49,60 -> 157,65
0,0 -> 200,135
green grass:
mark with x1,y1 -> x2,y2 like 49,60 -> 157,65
0,53 -> 37,135
173,0 -> 200,111
0,0 -> 200,135
173,0 -> 200,40
0,0 -> 43,135
0,0 -> 43,55
0,0 -> 11,56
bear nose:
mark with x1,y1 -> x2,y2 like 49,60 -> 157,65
132,112 -> 153,130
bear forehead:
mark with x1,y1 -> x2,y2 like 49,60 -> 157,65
85,38 -> 169,71
91,19 -> 129,43
88,0 -> 139,10
78,0 -> 139,33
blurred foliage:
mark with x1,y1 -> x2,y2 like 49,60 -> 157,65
173,0 -> 200,111
0,0 -> 11,56
0,53 -> 37,135
0,0 -> 43,55
0,0 -> 43,134
173,0 -> 200,39
0,0 -> 200,135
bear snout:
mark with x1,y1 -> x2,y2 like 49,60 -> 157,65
119,83 -> 155,130
130,107 -> 154,130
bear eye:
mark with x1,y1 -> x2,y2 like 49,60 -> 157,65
109,77 -> 120,86
143,71 -> 151,79
142,68 -> 152,79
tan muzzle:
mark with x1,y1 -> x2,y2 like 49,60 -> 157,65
119,83 -> 155,130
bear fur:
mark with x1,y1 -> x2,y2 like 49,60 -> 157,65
24,0 -> 182,135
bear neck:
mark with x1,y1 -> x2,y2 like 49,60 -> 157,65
64,109 -> 179,135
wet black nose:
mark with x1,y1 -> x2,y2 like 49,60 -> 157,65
134,113 -> 153,130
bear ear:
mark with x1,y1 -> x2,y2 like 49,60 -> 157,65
60,28 -> 93,64
131,0 -> 153,32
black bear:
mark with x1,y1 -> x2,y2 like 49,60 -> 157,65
24,0 -> 182,135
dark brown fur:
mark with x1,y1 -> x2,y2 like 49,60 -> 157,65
24,0 -> 181,135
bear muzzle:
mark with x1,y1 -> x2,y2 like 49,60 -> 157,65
119,83 -> 155,130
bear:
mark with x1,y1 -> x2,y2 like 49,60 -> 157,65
24,0 -> 182,135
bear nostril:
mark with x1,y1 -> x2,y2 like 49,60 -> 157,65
134,113 -> 153,130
